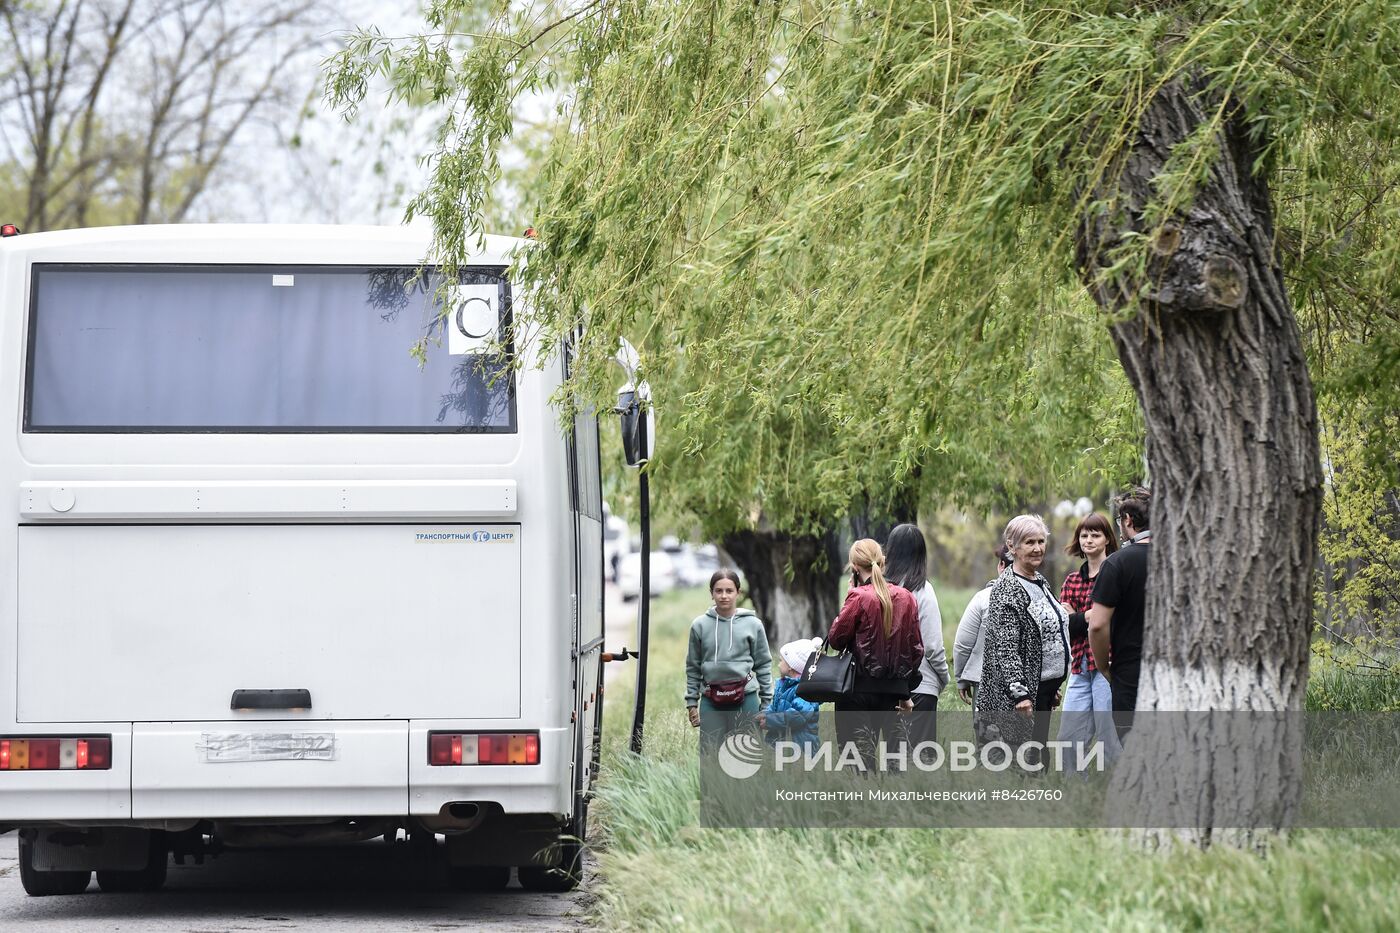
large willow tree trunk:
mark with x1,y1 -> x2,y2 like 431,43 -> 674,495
847,480 -> 921,546
1076,78 -> 1323,847
721,526 -> 842,647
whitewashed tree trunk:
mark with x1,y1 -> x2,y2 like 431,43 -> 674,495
1077,78 -> 1323,848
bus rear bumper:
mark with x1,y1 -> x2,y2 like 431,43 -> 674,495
131,722 -> 407,819
0,721 -> 573,823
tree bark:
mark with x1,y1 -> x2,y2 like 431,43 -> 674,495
720,526 -> 842,648
847,478 -> 921,546
1076,78 -> 1322,847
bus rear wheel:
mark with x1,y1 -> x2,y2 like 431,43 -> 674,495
95,829 -> 168,893
447,864 -> 511,892
516,837 -> 582,892
18,832 -> 91,897
96,859 -> 167,893
518,802 -> 587,893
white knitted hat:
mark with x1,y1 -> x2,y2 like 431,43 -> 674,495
780,637 -> 822,673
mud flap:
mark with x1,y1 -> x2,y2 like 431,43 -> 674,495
31,827 -> 152,871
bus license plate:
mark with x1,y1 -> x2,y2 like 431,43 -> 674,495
198,732 -> 337,763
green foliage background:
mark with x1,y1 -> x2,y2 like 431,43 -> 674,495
328,1 -> 1400,626
591,585 -> 1400,930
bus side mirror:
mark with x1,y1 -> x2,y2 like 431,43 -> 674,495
616,386 -> 652,467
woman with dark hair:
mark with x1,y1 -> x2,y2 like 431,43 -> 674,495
827,539 -> 924,771
684,569 -> 773,752
979,515 -> 1070,770
884,523 -> 949,751
1057,513 -> 1122,769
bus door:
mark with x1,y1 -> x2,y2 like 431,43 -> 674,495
569,405 -> 605,805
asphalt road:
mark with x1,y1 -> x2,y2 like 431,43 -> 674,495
0,831 -> 592,930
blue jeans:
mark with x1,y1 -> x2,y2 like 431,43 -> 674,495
698,692 -> 760,753
1056,670 -> 1121,772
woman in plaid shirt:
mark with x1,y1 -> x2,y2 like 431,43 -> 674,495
1057,512 -> 1123,769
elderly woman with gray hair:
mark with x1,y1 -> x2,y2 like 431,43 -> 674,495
976,514 -> 1070,770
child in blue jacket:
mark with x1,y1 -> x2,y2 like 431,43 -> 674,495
760,637 -> 823,752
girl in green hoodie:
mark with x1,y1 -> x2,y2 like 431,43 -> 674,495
685,569 -> 774,751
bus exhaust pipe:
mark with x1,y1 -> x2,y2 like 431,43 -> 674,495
447,803 -> 479,821
418,802 -> 492,834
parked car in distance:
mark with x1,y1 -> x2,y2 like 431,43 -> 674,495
618,550 -> 677,601
603,513 -> 630,582
672,543 -> 723,589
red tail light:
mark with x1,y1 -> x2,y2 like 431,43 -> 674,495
0,223 -> 20,237
427,732 -> 539,766
0,736 -> 111,770
86,738 -> 112,769
29,739 -> 56,769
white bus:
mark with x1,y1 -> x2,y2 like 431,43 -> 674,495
0,223 -> 605,895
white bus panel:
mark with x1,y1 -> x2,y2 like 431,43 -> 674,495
0,223 -> 604,895
18,523 -> 521,722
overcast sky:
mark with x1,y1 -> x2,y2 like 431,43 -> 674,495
223,3 -> 437,227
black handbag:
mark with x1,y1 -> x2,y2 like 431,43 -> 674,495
795,638 -> 855,703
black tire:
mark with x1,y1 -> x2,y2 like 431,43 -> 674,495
518,800 -> 587,893
408,827 -> 439,858
96,831 -> 168,893
447,864 -> 511,892
18,832 -> 91,897
95,860 -> 167,893
517,837 -> 582,892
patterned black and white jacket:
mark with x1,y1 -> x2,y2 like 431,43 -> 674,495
975,567 -> 1050,748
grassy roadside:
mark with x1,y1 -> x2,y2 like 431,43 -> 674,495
588,586 -> 1400,931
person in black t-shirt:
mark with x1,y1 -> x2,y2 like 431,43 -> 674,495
1088,488 -> 1152,736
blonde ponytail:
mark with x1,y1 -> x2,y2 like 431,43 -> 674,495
848,538 -> 894,637
870,562 -> 894,637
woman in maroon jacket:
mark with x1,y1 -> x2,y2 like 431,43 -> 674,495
827,538 -> 924,771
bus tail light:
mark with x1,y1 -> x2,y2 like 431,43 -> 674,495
0,737 -> 111,770
429,732 -> 539,766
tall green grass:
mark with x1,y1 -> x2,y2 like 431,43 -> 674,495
1307,645 -> 1400,712
589,585 -> 1400,931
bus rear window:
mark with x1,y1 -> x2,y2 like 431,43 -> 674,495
25,264 -> 516,433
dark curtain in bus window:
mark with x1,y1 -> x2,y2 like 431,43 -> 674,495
26,266 -> 515,431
